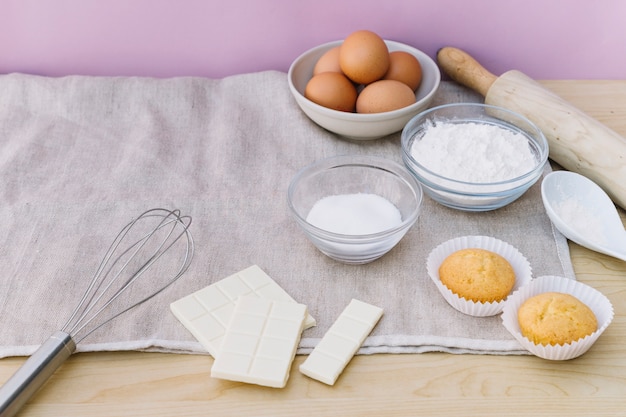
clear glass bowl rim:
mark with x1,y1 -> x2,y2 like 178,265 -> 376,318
400,102 -> 549,189
287,154 -> 423,243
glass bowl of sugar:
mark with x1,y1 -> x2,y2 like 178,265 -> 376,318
401,103 -> 549,211
287,155 -> 423,264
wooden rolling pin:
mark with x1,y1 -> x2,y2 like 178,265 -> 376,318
437,46 -> 626,210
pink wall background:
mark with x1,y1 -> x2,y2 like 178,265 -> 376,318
1,0 -> 625,80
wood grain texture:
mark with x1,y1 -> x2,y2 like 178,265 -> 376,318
437,47 -> 626,210
1,81 -> 625,417
488,73 -> 626,210
437,47 -> 497,96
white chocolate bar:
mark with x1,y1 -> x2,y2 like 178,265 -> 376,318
299,299 -> 383,386
170,265 -> 316,357
210,296 -> 307,388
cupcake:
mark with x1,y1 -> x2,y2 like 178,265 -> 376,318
502,275 -> 614,360
439,248 -> 516,303
426,235 -> 532,317
517,292 -> 597,346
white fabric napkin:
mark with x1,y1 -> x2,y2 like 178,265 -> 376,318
0,72 -> 573,358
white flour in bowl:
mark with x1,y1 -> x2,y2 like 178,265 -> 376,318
411,121 -> 536,182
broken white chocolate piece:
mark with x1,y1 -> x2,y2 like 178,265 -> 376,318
299,299 -> 383,385
210,296 -> 307,388
170,265 -> 316,357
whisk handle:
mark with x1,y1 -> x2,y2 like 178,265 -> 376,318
0,331 -> 76,417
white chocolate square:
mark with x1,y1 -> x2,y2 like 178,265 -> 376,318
170,265 -> 316,357
299,299 -> 383,386
210,296 -> 307,388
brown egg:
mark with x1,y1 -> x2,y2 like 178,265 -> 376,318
339,30 -> 390,85
356,79 -> 416,113
383,51 -> 423,91
313,46 -> 342,75
305,72 -> 358,112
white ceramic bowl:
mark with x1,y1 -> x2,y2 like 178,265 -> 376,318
401,103 -> 549,211
287,155 -> 423,264
288,40 -> 441,140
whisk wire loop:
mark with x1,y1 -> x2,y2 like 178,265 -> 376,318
62,208 -> 194,342
0,207 -> 194,417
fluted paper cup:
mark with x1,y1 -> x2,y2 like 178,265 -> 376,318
426,235 -> 532,317
501,275 -> 614,360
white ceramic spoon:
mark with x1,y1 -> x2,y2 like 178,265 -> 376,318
541,170 -> 626,262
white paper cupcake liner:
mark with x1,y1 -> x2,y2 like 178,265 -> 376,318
426,235 -> 532,317
501,275 -> 614,360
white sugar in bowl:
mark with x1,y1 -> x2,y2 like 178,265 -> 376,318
287,155 -> 423,264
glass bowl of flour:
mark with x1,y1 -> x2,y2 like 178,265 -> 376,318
401,103 -> 548,211
287,155 -> 423,264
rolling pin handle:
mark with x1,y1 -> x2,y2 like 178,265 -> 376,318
437,46 -> 497,97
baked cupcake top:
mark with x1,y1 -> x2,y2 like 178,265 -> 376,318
517,292 -> 598,346
438,248 -> 516,303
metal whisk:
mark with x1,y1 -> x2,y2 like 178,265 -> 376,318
0,208 -> 194,417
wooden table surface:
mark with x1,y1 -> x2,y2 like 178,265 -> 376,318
1,80 -> 625,417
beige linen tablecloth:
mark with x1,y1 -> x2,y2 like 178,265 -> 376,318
0,71 -> 573,358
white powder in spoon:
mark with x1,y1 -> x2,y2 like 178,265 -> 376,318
411,121 -> 537,182
554,197 -> 607,246
306,193 -> 402,235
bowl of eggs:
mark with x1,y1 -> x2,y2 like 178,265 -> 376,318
400,103 -> 549,211
288,30 -> 441,140
287,155 -> 423,264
